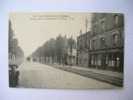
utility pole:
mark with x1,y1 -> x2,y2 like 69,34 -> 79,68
80,29 -> 82,35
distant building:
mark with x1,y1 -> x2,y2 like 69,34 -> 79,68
77,31 -> 91,67
65,37 -> 77,66
89,13 -> 124,72
66,48 -> 77,66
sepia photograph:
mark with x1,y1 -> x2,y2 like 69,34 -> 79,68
8,12 -> 124,89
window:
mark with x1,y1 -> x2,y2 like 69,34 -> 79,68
92,40 -> 95,50
113,34 -> 119,45
101,20 -> 105,31
100,37 -> 106,48
93,22 -> 97,34
89,40 -> 92,49
114,15 -> 119,25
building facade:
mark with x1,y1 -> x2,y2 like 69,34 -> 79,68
77,31 -> 90,67
77,13 -> 124,72
89,13 -> 124,72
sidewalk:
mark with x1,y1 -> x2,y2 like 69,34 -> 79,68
53,64 -> 123,79
68,66 -> 123,79
52,64 -> 123,87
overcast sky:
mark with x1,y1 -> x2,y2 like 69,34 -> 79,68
10,12 -> 92,57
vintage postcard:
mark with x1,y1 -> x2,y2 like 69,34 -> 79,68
9,12 -> 124,89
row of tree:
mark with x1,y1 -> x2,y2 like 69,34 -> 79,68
9,20 -> 24,66
31,35 -> 76,64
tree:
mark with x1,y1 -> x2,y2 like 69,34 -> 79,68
9,20 -> 24,65
31,34 -> 76,65
55,35 -> 68,64
67,37 -> 76,65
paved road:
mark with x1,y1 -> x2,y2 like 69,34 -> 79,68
18,61 -> 117,89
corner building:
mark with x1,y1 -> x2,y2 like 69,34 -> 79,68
89,13 -> 124,72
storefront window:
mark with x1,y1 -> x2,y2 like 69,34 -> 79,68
95,55 -> 98,66
97,55 -> 101,66
116,57 -> 120,67
91,56 -> 94,65
108,54 -> 115,67
111,60 -> 115,67
105,55 -> 108,65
